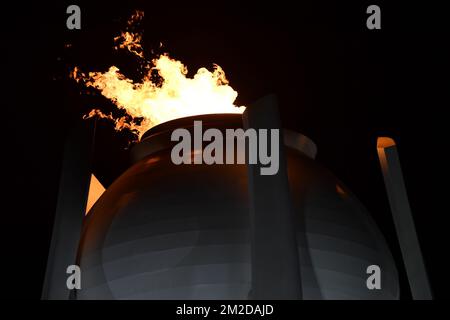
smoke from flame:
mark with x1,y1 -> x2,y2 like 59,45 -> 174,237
72,10 -> 245,139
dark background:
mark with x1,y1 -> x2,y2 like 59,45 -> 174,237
2,0 -> 448,299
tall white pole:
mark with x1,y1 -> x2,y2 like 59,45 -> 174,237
243,95 -> 302,299
42,121 -> 96,300
377,137 -> 432,299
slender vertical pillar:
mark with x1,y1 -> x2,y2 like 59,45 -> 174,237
377,137 -> 433,300
42,120 -> 96,300
243,95 -> 302,299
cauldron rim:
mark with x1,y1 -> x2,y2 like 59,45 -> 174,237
131,113 -> 317,163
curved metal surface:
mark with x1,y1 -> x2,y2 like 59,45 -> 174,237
76,114 -> 398,300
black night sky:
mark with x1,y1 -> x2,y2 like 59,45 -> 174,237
1,0 -> 448,300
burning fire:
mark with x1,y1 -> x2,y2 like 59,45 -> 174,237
72,10 -> 245,139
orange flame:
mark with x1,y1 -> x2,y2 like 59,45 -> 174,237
72,10 -> 244,139
114,31 -> 144,58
